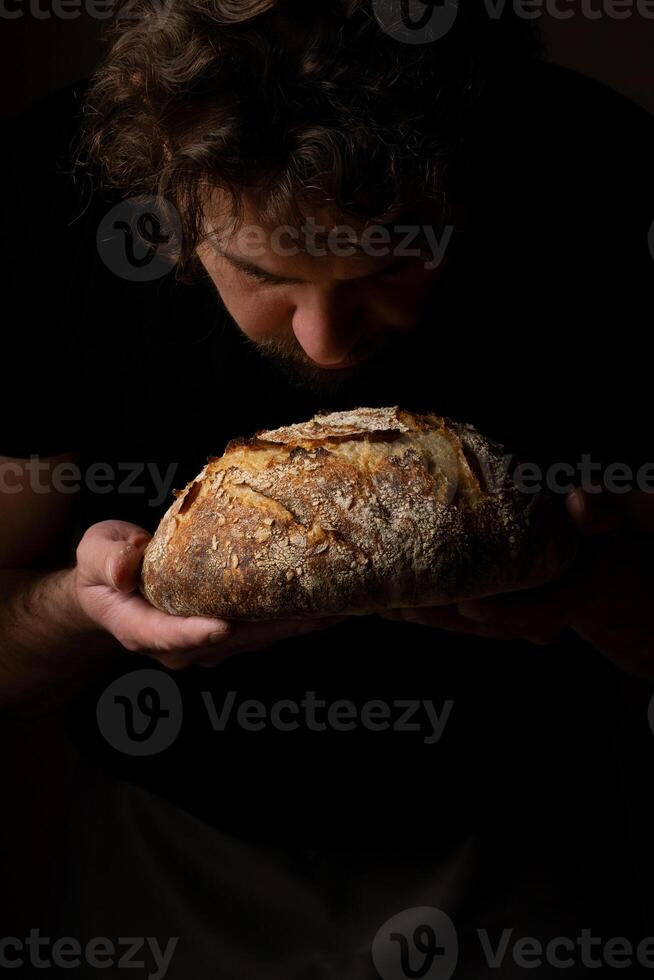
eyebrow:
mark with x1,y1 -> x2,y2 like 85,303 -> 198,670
213,245 -> 407,286
211,246 -> 307,284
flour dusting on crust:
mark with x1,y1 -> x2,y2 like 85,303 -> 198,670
140,407 -> 579,620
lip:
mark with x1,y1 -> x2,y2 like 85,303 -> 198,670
312,357 -> 368,371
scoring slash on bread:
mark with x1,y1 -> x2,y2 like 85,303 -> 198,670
140,406 -> 578,620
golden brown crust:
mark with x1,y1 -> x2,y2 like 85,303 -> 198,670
140,406 -> 578,619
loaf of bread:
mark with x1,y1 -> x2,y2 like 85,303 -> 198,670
140,406 -> 577,619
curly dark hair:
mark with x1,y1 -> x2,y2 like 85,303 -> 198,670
78,0 -> 542,277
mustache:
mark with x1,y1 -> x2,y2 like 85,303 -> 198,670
233,313 -> 440,406
248,327 -> 403,377
249,340 -> 363,396
246,332 -> 402,397
253,330 -> 376,367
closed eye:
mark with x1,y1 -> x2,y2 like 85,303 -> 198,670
240,265 -> 294,286
238,255 -> 408,287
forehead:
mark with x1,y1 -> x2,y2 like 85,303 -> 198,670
205,191 -> 437,275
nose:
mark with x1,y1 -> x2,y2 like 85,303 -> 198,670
291,288 -> 364,367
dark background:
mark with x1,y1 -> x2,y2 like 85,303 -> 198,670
1,0 -> 653,954
1,3 -> 653,122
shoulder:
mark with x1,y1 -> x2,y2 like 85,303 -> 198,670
509,60 -> 652,186
469,60 -> 653,263
527,60 -> 652,156
524,59 -> 651,120
482,59 -> 653,172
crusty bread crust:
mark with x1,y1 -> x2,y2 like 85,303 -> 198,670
140,407 -> 578,619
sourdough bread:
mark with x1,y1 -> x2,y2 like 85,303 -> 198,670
140,406 -> 577,619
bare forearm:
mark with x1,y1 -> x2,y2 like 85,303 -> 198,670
0,567 -> 124,713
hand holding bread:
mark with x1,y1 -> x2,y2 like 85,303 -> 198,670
74,520 -> 343,670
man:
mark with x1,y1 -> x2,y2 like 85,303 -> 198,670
1,1 -> 653,976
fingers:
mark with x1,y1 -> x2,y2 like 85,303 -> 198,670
566,487 -> 625,536
457,589 -> 565,627
192,616 -> 348,668
108,538 -> 152,592
75,518 -> 350,670
104,593 -> 346,669
230,615 -> 347,648
76,520 -> 153,590
104,590 -> 232,656
382,605 -> 507,638
624,492 -> 654,533
456,593 -> 566,644
567,485 -> 654,537
382,599 -> 565,646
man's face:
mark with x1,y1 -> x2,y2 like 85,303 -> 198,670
196,196 -> 448,388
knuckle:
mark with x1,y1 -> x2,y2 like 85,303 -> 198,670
85,519 -> 117,543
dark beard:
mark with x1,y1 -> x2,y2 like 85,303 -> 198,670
247,332 -> 393,397
241,318 -> 440,413
255,353 -> 366,398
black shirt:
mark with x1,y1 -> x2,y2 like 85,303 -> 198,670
3,60 -> 653,938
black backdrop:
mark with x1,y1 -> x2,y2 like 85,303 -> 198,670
1,3 -> 653,123
1,0 -> 653,957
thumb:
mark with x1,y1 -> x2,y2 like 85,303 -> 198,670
565,487 -> 625,536
77,520 -> 152,591
107,536 -> 153,592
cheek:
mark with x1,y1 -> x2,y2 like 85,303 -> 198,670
198,251 -> 294,340
221,286 -> 293,341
